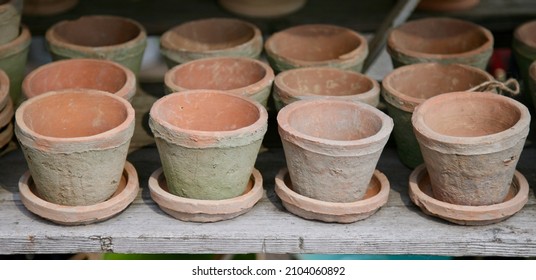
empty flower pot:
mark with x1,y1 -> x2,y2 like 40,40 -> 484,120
0,25 -> 31,104
264,24 -> 368,73
278,99 -> 393,203
387,17 -> 493,70
160,18 -> 262,67
149,90 -> 268,200
23,0 -> 78,16
218,0 -> 307,18
45,15 -> 147,75
273,66 -> 380,110
23,58 -> 137,101
0,0 -> 21,45
513,20 -> 536,108
164,56 -> 274,107
412,91 -> 530,206
382,63 -> 494,168
15,89 -> 135,206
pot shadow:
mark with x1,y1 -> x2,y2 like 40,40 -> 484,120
0,146 -> 27,194
255,148 -> 287,212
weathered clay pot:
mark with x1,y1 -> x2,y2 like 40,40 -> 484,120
387,17 -> 493,70
149,90 -> 268,200
278,99 -> 393,203
382,63 -> 494,168
412,92 -> 530,206
0,25 -> 31,104
45,15 -> 147,75
164,56 -> 274,107
264,24 -> 368,73
160,18 -> 262,67
23,0 -> 78,16
218,0 -> 307,18
0,0 -> 21,45
513,20 -> 536,108
417,0 -> 480,11
15,89 -> 135,206
273,67 -> 380,110
23,58 -> 137,101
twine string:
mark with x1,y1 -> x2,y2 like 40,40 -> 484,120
468,78 -> 520,96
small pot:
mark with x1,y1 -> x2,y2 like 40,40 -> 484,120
412,92 -> 530,206
160,18 -> 262,67
45,15 -> 147,75
15,89 -> 135,206
264,24 -> 368,73
218,0 -> 307,18
0,0 -> 21,45
23,0 -> 78,16
0,25 -> 31,104
417,0 -> 480,11
23,58 -> 137,102
164,56 -> 274,107
149,90 -> 268,200
382,63 -> 494,168
277,99 -> 393,203
513,20 -> 536,108
387,17 -> 493,70
273,66 -> 380,110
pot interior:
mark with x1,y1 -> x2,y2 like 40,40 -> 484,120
516,21 -> 536,48
270,25 -> 361,61
391,18 -> 489,55
170,58 -> 265,90
280,68 -> 373,96
288,102 -> 382,141
54,17 -> 141,47
23,92 -> 128,138
158,92 -> 260,131
167,19 -> 254,50
423,95 -> 521,137
27,60 -> 127,96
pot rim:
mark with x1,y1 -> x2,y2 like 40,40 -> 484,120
22,58 -> 136,100
277,99 -> 393,148
514,20 -> 536,50
387,17 -> 493,59
382,62 -> 494,112
160,17 -> 262,54
412,91 -> 530,146
164,56 -> 274,96
0,25 -> 31,55
264,24 -> 368,66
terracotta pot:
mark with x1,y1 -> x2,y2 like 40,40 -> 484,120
218,0 -> 307,18
149,90 -> 268,200
15,89 -> 135,206
264,24 -> 368,73
382,63 -> 494,168
513,20 -> 536,108
273,67 -> 380,110
412,92 -> 530,206
387,17 -> 493,70
23,58 -> 137,102
0,0 -> 21,45
45,15 -> 147,75
417,0 -> 480,12
0,25 -> 31,104
277,99 -> 393,203
164,56 -> 274,107
160,18 -> 262,67
23,0 -> 78,16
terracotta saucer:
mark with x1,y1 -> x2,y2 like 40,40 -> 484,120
409,164 -> 529,226
19,161 -> 139,226
0,122 -> 13,148
275,168 -> 390,223
148,168 -> 263,222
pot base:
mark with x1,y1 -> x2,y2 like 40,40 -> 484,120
275,168 -> 390,223
19,161 -> 139,226
148,167 -> 263,222
409,164 -> 529,226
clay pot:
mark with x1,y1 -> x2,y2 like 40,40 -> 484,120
45,15 -> 147,75
417,0 -> 480,12
218,0 -> 307,18
277,99 -> 393,203
23,0 -> 78,16
23,58 -> 137,102
382,63 -> 494,168
387,17 -> 493,70
164,57 -> 274,107
273,67 -> 380,110
0,25 -> 31,104
15,89 -> 135,206
149,90 -> 268,200
160,18 -> 262,67
513,20 -> 536,108
0,0 -> 21,45
264,24 -> 368,73
412,92 -> 530,206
